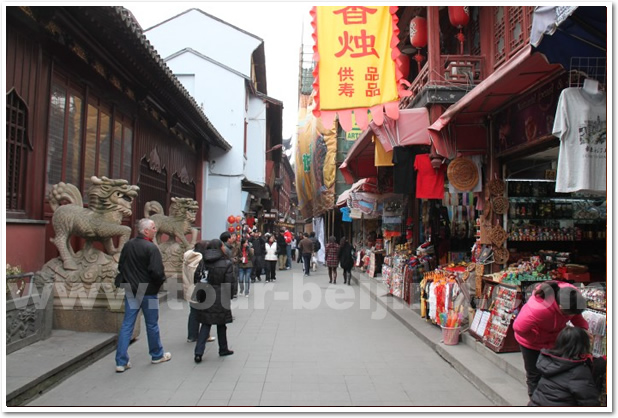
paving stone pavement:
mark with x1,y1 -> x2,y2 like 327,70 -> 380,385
26,263 -> 496,408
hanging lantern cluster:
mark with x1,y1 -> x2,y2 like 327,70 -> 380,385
409,16 -> 428,73
227,214 -> 244,238
448,6 -> 470,55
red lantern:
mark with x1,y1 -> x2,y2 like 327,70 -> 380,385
448,6 -> 470,55
235,216 -> 242,224
236,225 -> 241,231
227,215 -> 236,224
228,226 -> 235,233
409,17 -> 427,48
409,17 -> 427,72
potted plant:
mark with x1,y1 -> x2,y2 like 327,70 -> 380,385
6,264 -> 33,300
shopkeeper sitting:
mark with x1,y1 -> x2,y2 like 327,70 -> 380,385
512,281 -> 589,399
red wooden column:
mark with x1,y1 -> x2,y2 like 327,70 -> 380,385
426,6 -> 441,84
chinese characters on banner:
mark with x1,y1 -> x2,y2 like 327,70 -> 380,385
311,6 -> 411,132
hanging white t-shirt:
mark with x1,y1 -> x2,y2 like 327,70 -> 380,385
553,87 -> 606,193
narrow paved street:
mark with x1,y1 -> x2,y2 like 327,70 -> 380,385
29,263 -> 492,407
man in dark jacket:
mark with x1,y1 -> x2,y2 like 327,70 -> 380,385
114,218 -> 171,373
250,230 -> 265,282
220,231 -> 238,298
299,233 -> 314,277
191,239 -> 235,363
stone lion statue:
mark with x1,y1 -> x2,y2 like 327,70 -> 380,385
48,176 -> 139,271
144,197 -> 199,249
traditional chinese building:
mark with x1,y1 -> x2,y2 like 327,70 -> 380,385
6,6 -> 230,273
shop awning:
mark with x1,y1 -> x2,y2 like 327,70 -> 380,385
530,6 -> 606,70
340,108 -> 432,184
427,45 -> 564,158
339,129 -> 378,184
370,108 -> 431,153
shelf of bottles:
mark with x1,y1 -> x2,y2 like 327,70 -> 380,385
507,181 -> 606,242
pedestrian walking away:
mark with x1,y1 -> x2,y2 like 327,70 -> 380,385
250,229 -> 265,282
264,233 -> 278,282
310,231 -> 321,271
182,240 -> 210,343
283,227 -> 293,269
338,237 -> 355,285
512,280 -> 589,398
276,229 -> 288,270
114,218 -> 171,373
191,239 -> 235,363
528,326 -> 601,406
325,236 -> 340,284
238,238 -> 254,297
299,232 -> 314,277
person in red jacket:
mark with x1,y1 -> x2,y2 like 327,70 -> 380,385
513,281 -> 589,399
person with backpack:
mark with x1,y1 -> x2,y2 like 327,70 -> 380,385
191,239 -> 235,363
529,326 -> 601,406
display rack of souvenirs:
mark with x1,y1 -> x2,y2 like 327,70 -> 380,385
420,269 -> 463,325
470,279 -> 522,353
382,243 -> 432,303
580,284 -> 607,358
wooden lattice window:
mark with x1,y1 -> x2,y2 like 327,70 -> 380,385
137,155 -> 168,217
494,7 -> 506,66
6,89 -> 32,212
508,7 -> 526,53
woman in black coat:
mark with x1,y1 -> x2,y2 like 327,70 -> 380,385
191,239 -> 235,363
338,237 -> 355,285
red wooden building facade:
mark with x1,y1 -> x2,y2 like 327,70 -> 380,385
6,6 -> 230,273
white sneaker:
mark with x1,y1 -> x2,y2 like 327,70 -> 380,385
245,294 -> 249,298
115,362 -> 131,373
151,352 -> 172,364
207,336 -> 216,342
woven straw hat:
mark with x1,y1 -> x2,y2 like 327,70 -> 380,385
447,157 -> 479,191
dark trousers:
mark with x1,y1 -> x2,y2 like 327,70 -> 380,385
265,260 -> 277,282
328,267 -> 337,282
302,253 -> 312,275
343,268 -> 352,283
187,307 -> 199,341
297,249 -> 302,263
251,255 -> 264,280
195,323 -> 228,356
520,344 -> 542,398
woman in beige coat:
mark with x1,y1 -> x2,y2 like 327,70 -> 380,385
182,241 -> 214,343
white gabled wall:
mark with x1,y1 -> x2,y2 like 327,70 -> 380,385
144,10 -> 267,239
145,9 -> 261,78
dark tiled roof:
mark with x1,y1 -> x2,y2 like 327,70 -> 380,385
68,6 -> 231,151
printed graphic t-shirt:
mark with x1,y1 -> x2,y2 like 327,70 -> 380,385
553,87 -> 606,193
415,154 -> 447,199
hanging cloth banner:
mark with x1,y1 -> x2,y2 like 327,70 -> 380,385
311,6 -> 412,132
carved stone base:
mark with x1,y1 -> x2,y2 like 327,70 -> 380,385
52,304 -> 141,340
6,281 -> 54,355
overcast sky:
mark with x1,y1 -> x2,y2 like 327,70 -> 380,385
125,2 -> 315,141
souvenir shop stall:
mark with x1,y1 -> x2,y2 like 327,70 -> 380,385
466,65 -> 607,356
341,177 -> 386,278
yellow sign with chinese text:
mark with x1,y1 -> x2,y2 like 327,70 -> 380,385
315,6 -> 398,111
